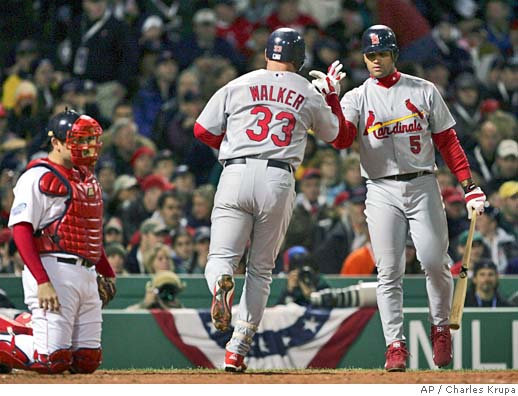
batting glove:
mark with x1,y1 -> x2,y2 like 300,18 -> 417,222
309,60 -> 346,97
464,186 -> 486,219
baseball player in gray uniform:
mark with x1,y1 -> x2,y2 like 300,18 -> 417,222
338,25 -> 487,371
194,27 -> 349,372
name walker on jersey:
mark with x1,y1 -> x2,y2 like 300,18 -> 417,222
249,85 -> 306,110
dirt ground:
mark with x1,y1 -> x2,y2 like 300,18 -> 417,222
0,369 -> 517,384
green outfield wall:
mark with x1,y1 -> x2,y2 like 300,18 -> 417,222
1,275 -> 518,310
98,308 -> 518,370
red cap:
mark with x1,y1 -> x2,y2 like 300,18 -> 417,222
130,146 -> 156,167
442,186 -> 464,204
0,228 -> 12,244
334,191 -> 350,207
302,168 -> 321,180
141,174 -> 174,192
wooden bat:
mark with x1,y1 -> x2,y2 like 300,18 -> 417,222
449,210 -> 478,330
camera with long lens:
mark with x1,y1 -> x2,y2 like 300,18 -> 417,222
310,282 -> 378,308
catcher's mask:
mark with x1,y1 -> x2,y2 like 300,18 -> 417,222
66,115 -> 103,167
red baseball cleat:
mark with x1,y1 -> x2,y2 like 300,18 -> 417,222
211,274 -> 234,332
384,341 -> 409,372
431,325 -> 452,367
224,350 -> 247,372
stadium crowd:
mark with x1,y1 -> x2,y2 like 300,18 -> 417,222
0,0 -> 517,284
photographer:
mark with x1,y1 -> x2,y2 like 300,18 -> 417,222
126,271 -> 186,310
276,246 -> 330,306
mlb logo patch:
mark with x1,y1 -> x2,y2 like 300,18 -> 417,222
273,45 -> 283,53
87,187 -> 94,197
370,33 -> 380,45
272,53 -> 281,60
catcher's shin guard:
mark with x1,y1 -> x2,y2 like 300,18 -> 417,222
70,348 -> 102,373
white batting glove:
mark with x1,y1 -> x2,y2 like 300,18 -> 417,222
464,186 -> 486,219
309,60 -> 346,97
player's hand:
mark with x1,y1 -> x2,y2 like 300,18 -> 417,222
37,282 -> 61,312
465,186 -> 486,219
309,60 -> 346,96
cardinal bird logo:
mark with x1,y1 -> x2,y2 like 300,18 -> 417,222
405,99 -> 424,119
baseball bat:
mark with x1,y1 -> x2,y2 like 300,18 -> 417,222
449,210 -> 477,330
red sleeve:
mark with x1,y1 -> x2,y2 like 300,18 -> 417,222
96,249 -> 116,278
194,122 -> 225,150
12,222 -> 50,285
325,94 -> 357,149
432,128 -> 472,182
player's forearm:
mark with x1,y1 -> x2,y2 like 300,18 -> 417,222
12,222 -> 50,285
96,249 -> 116,278
432,128 -> 472,182
194,122 -> 225,150
325,94 -> 356,149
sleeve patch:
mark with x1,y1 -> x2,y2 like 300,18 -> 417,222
11,203 -> 27,216
39,172 -> 68,196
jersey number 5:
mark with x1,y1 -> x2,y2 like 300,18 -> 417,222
246,105 -> 295,147
409,135 -> 421,154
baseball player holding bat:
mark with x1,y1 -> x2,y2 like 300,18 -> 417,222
194,27 -> 350,372
0,110 -> 116,374
338,25 -> 487,371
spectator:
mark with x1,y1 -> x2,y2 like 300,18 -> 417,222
340,241 -> 375,275
498,181 -> 518,239
125,218 -> 169,274
448,73 -> 484,151
173,8 -> 244,72
112,100 -> 135,124
441,186 -> 470,255
214,0 -> 254,56
477,205 -> 518,274
2,39 -> 39,110
95,156 -> 117,202
285,169 -> 329,252
466,120 -> 501,186
62,0 -> 138,119
489,57 -> 518,117
133,49 -> 178,139
126,270 -> 185,310
187,185 -> 215,230
105,242 -> 128,275
171,165 -> 196,208
265,0 -> 319,32
101,118 -> 155,176
325,0 -> 364,58
144,242 -> 175,274
120,173 -> 174,243
0,228 -> 13,274
158,91 -> 204,162
153,149 -> 177,182
32,58 -> 58,114
315,186 -> 368,274
486,139 -> 518,194
311,148 -> 343,207
107,174 -> 140,219
276,246 -> 329,306
463,20 -> 500,85
483,0 -> 513,56
103,217 -> 124,246
171,231 -> 194,274
130,146 -> 156,183
450,230 -> 489,275
190,226 -> 211,274
465,260 -> 512,307
152,191 -> 185,240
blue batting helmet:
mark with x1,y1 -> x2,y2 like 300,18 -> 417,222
361,25 -> 399,60
266,27 -> 305,71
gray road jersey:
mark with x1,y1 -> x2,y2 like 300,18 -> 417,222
196,69 -> 340,169
340,73 -> 456,179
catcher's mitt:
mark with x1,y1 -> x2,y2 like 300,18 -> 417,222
97,275 -> 116,308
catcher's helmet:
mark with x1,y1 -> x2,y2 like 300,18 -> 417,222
46,109 -> 81,141
47,109 -> 103,167
266,27 -> 305,71
361,25 -> 399,60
